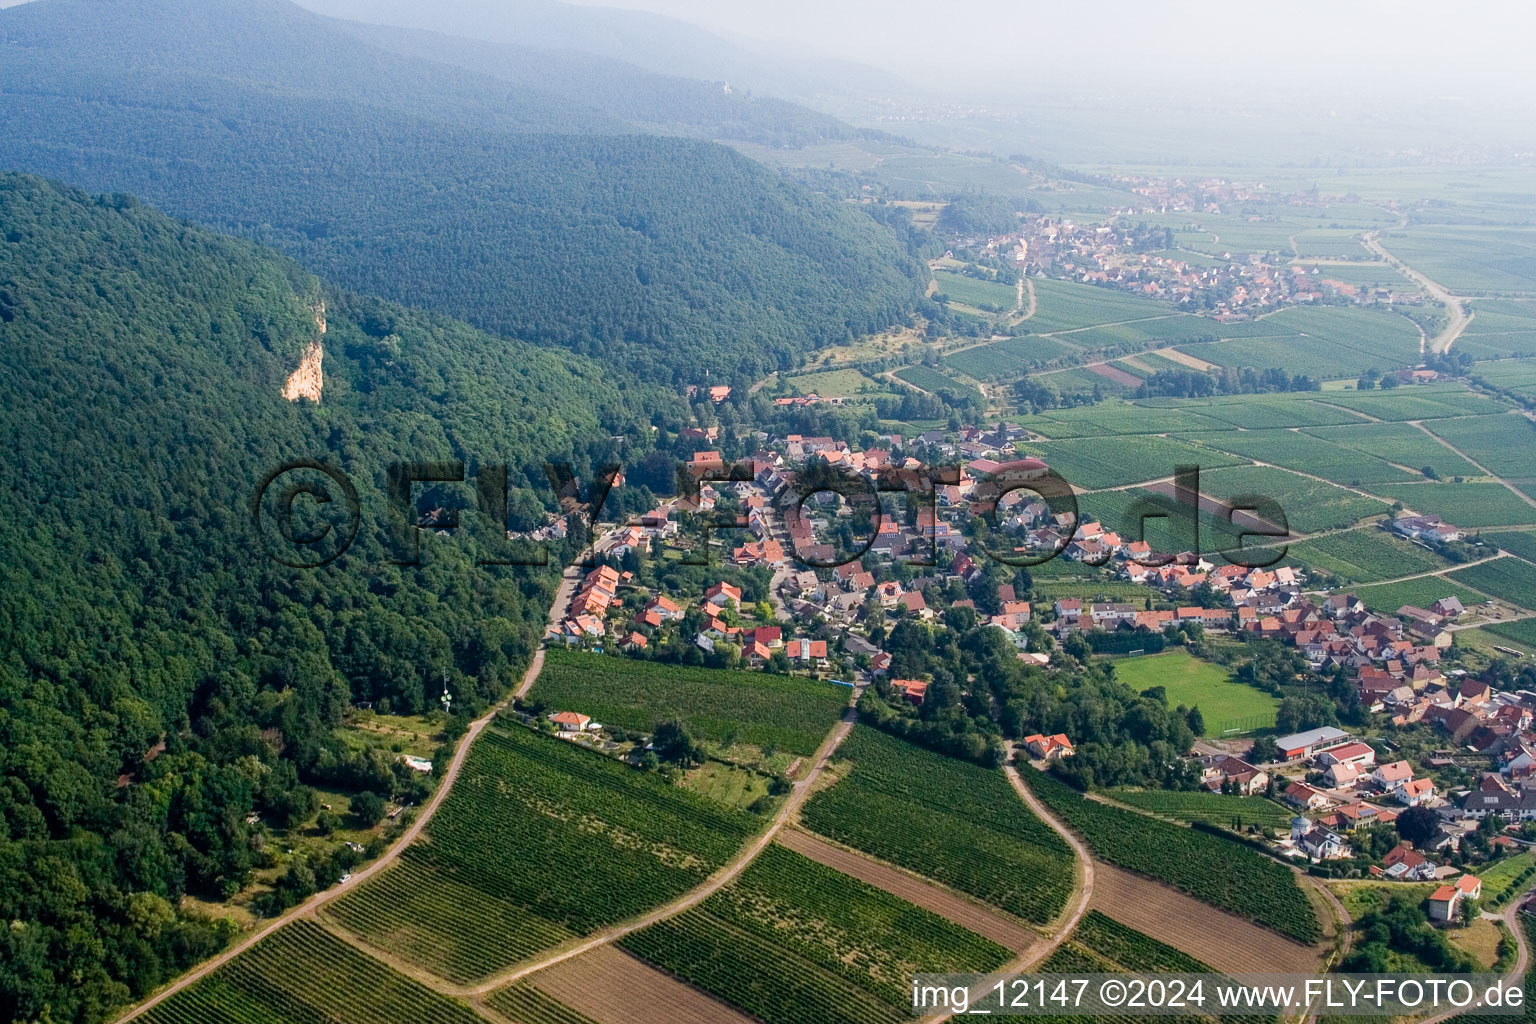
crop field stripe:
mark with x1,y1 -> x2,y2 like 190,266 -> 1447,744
1105,790 -> 1294,829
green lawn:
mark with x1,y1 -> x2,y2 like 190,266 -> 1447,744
1109,650 -> 1279,735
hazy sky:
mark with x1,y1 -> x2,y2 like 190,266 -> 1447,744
566,0 -> 1536,104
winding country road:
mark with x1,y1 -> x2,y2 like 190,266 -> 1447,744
919,744 -> 1097,1024
1363,232 -> 1474,354
461,687 -> 866,997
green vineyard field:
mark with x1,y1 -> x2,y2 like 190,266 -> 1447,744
324,725 -> 756,982
530,649 -> 848,755
800,727 -> 1074,923
138,920 -> 486,1024
1023,769 -> 1320,943
619,845 -> 1011,1024
1107,790 -> 1294,829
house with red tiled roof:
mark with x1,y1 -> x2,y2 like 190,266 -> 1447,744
704,582 -> 742,608
550,711 -> 594,732
1024,734 -> 1074,760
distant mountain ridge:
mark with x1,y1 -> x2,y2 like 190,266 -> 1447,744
0,0 -> 927,381
295,0 -> 912,102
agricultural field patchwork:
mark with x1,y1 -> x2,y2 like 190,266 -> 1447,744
1346,577 -> 1492,616
933,269 -> 1018,312
1490,529 -> 1536,563
1022,769 -> 1322,944
1471,357 -> 1536,399
1198,465 -> 1388,534
1175,306 -> 1423,378
1305,421 -> 1485,480
801,727 -> 1074,923
1185,428 -> 1420,486
530,649 -> 849,755
324,725 -> 756,983
1028,403 -> 1233,437
1180,393 -> 1368,429
1039,365 -> 1140,396
484,984 -> 603,1024
1425,414 -> 1536,480
1026,277 -> 1177,333
1289,261 -> 1409,289
1317,387 -> 1512,422
1279,528 -> 1451,584
1380,225 -> 1536,294
137,920 -> 487,1024
944,336 -> 1081,379
1018,435 -> 1243,491
893,364 -> 981,398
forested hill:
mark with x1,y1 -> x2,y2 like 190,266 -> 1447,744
0,173 -> 662,1023
0,0 -> 928,381
298,0 -> 912,103
334,19 -> 873,148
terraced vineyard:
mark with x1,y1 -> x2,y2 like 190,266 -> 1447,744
324,724 -> 756,982
619,845 -> 1010,1024
1023,768 -> 1321,943
138,920 -> 486,1024
1107,789 -> 1293,829
529,649 -> 848,755
800,727 -> 1074,923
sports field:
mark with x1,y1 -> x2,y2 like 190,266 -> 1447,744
1109,650 -> 1279,735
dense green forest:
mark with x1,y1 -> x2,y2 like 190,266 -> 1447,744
0,0 -> 927,382
0,173 -> 668,1023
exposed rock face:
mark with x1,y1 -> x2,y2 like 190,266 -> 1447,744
282,302 -> 326,403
